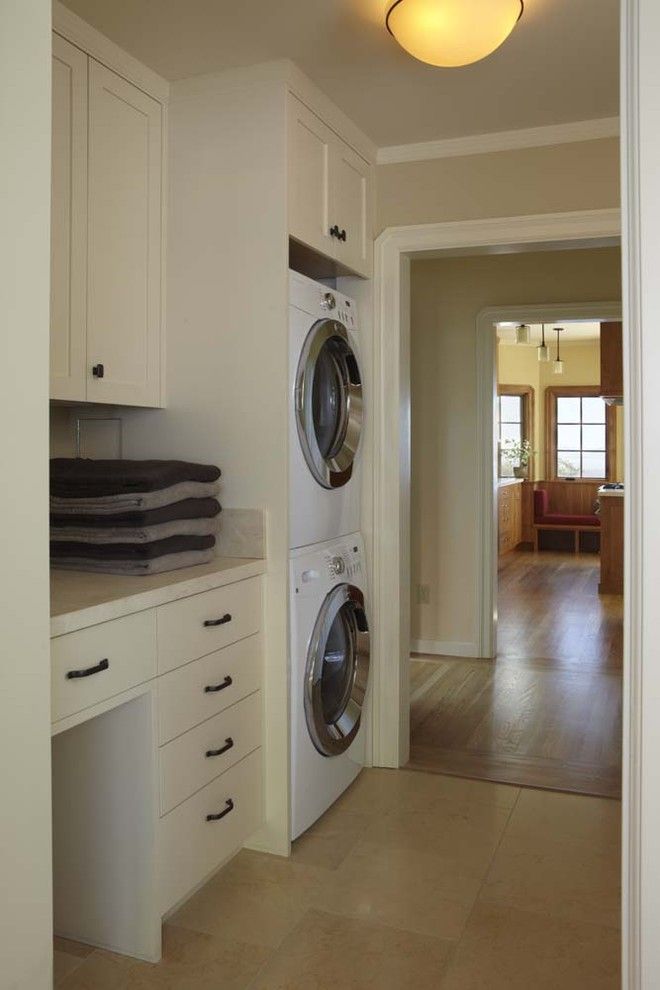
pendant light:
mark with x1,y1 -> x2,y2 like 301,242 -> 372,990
553,327 -> 564,375
386,0 -> 524,69
537,323 -> 550,362
515,323 -> 530,345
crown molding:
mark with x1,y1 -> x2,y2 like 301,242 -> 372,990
377,116 -> 620,165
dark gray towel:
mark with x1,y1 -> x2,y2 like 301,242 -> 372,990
50,497 -> 221,528
50,549 -> 216,576
50,481 -> 220,514
50,534 -> 216,561
50,458 -> 221,497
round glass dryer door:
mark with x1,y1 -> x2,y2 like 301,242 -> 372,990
295,319 -> 363,489
304,584 -> 370,757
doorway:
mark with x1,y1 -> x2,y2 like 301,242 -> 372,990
408,312 -> 623,798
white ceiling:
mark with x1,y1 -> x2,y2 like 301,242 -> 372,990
497,321 -> 602,344
60,0 -> 620,147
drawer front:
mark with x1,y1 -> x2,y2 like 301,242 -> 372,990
159,748 -> 263,913
52,611 -> 157,722
160,691 -> 261,815
158,634 -> 262,744
157,577 -> 261,674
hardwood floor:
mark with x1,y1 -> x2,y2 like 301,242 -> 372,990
408,551 -> 623,798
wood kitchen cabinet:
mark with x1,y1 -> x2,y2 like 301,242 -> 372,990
289,95 -> 373,278
498,482 -> 523,555
599,494 -> 624,594
600,321 -> 623,399
50,32 -> 165,407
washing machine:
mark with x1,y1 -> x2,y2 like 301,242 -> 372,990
290,533 -> 371,839
289,270 -> 364,550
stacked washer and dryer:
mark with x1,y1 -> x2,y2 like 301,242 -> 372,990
288,271 -> 371,839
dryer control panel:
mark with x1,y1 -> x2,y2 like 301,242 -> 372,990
289,270 -> 358,332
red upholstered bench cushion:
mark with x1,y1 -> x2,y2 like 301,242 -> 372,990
538,513 -> 600,527
533,489 -> 599,527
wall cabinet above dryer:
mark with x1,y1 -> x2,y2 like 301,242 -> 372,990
50,30 -> 166,407
288,95 -> 373,278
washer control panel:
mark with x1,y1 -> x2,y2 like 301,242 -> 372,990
324,542 -> 362,580
318,289 -> 357,331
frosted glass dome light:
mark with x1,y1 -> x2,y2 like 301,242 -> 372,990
386,0 -> 524,68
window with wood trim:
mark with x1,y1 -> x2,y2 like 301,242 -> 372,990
546,386 -> 615,481
497,385 -> 534,478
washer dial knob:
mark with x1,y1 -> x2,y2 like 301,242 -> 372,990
321,292 -> 336,311
329,555 -> 345,576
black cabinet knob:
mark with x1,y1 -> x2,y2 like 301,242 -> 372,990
92,364 -> 104,379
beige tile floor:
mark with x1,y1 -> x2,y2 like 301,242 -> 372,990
55,767 -> 621,989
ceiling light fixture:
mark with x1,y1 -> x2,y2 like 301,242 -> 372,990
538,324 -> 549,362
515,323 -> 530,345
553,327 -> 565,375
386,0 -> 524,69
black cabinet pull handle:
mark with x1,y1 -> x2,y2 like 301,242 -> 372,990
66,658 -> 109,680
92,363 -> 104,378
205,737 -> 234,758
204,675 -> 232,693
203,613 -> 232,627
339,228 -> 347,242
329,224 -> 340,239
206,798 -> 234,822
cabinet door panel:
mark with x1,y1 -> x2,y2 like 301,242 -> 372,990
87,60 -> 162,406
50,34 -> 87,401
331,140 -> 372,277
288,96 -> 333,260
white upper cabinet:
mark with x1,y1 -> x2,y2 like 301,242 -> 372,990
50,35 -> 87,401
288,95 -> 373,278
87,61 -> 162,407
50,31 -> 165,407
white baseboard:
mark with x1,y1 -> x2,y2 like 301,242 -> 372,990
411,639 -> 479,658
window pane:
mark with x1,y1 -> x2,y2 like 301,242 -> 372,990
582,396 -> 606,424
557,424 -> 581,450
582,424 -> 606,450
501,423 -> 522,444
500,459 -> 514,478
557,396 -> 581,422
557,451 -> 580,477
582,451 -> 606,477
500,395 -> 522,423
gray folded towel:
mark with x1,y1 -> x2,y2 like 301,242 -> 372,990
50,549 -> 216,576
50,480 -> 221,515
50,517 -> 221,545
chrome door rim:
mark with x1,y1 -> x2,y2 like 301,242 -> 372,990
294,320 -> 363,490
304,584 -> 370,757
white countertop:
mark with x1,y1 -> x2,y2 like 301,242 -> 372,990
598,487 -> 625,498
50,556 -> 266,637
498,478 -> 525,488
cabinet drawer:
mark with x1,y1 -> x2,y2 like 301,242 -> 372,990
52,611 -> 156,722
159,748 -> 263,913
160,692 -> 261,815
157,578 -> 261,674
158,634 -> 262,744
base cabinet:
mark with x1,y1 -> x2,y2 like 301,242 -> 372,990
498,482 -> 523,555
51,574 -> 264,962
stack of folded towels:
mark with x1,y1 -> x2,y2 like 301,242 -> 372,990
50,458 -> 222,575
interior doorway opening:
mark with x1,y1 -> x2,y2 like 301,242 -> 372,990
408,308 -> 623,799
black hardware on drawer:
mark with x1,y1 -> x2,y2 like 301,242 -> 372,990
92,363 -> 104,378
66,658 -> 109,680
206,798 -> 234,822
204,675 -> 233,693
205,737 -> 234,758
329,224 -> 347,241
203,613 -> 232,627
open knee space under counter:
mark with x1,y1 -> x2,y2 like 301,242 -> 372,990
49,556 -> 266,963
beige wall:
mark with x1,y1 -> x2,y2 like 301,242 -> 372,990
377,137 -> 620,233
0,1 -> 53,987
411,246 -> 621,651
498,337 -> 617,480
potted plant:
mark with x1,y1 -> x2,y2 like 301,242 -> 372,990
502,438 -> 534,479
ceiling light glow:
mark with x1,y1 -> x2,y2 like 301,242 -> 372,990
386,0 -> 524,68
